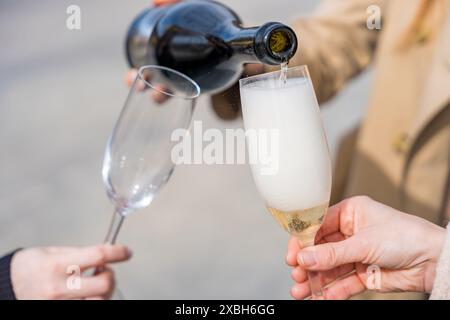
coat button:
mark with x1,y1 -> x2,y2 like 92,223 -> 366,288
416,26 -> 430,44
392,132 -> 409,154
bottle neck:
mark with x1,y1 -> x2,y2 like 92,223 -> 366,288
228,22 -> 298,65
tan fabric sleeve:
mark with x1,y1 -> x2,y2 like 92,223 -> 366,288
430,223 -> 450,300
283,0 -> 388,103
211,0 -> 387,119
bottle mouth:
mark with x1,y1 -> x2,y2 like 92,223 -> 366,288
255,22 -> 298,65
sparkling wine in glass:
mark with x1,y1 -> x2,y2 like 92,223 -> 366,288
101,65 -> 200,244
239,65 -> 332,298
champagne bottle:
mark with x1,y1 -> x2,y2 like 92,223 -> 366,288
126,0 -> 298,94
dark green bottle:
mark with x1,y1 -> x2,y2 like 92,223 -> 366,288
126,0 -> 298,94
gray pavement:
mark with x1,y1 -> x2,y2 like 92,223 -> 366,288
0,0 -> 370,299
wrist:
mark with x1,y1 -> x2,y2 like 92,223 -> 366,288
426,224 -> 446,262
422,224 -> 446,293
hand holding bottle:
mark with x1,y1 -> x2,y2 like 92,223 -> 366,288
123,0 -> 264,89
124,0 -> 180,96
286,196 -> 446,299
125,0 -> 296,94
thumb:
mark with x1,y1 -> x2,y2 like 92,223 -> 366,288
297,237 -> 367,271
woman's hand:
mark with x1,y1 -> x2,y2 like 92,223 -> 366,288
11,244 -> 131,300
286,196 -> 446,300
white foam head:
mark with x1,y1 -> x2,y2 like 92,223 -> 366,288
241,77 -> 332,211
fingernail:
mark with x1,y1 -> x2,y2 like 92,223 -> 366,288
299,250 -> 317,267
126,247 -> 133,257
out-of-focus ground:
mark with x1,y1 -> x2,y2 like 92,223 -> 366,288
0,0 -> 371,299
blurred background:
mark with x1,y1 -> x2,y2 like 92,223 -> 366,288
0,0 -> 371,299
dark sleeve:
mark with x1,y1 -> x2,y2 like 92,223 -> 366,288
0,250 -> 20,300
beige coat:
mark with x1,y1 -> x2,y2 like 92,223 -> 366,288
213,0 -> 450,299
283,0 -> 450,224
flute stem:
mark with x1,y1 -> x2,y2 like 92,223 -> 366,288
307,270 -> 324,299
104,208 -> 126,245
95,208 -> 127,300
91,208 -> 126,277
296,235 -> 324,299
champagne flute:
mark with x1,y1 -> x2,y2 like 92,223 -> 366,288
239,65 -> 332,298
101,65 -> 200,252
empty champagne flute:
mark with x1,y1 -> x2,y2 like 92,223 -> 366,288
239,65 -> 332,298
99,66 -> 199,285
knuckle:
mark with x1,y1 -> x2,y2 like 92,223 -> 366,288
324,245 -> 337,267
358,237 -> 372,263
339,198 -> 355,213
340,197 -> 371,231
93,246 -> 107,265
353,195 -> 372,205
